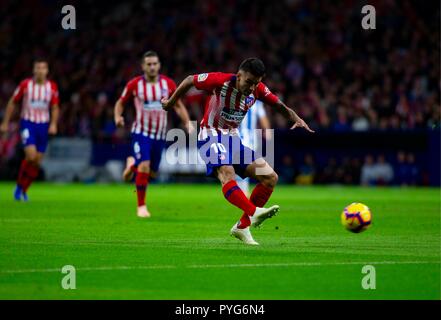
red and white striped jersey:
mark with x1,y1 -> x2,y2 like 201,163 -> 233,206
120,75 -> 176,140
193,72 -> 279,133
12,78 -> 59,124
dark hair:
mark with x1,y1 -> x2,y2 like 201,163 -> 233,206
239,58 -> 266,77
34,58 -> 48,64
142,50 -> 159,61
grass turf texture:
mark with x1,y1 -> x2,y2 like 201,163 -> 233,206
0,183 -> 439,300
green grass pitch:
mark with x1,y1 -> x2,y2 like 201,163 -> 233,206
0,183 -> 439,299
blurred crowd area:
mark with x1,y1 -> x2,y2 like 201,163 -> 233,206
277,151 -> 423,186
0,0 -> 439,185
0,0 -> 439,139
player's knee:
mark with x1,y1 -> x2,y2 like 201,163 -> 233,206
272,171 -> 279,186
217,167 -> 236,185
263,171 -> 278,188
26,153 -> 38,164
138,161 -> 150,173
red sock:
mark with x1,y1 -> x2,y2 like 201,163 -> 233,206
222,180 -> 256,216
238,214 -> 252,229
130,165 -> 138,174
135,172 -> 149,207
238,183 -> 274,229
16,160 -> 28,188
22,161 -> 39,193
250,183 -> 274,207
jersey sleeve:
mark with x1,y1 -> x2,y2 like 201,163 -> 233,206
50,82 -> 60,106
119,78 -> 137,104
255,83 -> 279,107
12,80 -> 27,103
193,72 -> 231,92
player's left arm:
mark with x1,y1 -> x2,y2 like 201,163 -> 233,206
49,104 -> 60,135
258,83 -> 314,133
0,98 -> 16,134
274,100 -> 314,133
1,80 -> 25,133
48,83 -> 60,135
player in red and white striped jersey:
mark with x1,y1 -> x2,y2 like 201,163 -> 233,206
114,51 -> 192,218
196,73 -> 277,133
0,59 -> 60,201
119,72 -> 174,140
162,58 -> 314,245
11,78 -> 58,124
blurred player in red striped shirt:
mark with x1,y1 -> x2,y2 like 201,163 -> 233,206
114,51 -> 192,218
1,59 -> 60,201
162,58 -> 314,245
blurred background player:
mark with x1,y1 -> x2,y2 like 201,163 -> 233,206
162,58 -> 314,245
0,59 -> 59,201
114,51 -> 192,218
237,99 -> 270,196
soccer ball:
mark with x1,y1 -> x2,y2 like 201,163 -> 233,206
341,202 -> 372,233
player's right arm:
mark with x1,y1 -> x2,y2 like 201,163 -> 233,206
1,80 -> 25,133
114,79 -> 136,128
162,72 -> 230,111
114,99 -> 125,128
0,98 -> 17,133
161,75 -> 194,111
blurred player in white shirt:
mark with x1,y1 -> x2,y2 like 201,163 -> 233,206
237,100 -> 270,196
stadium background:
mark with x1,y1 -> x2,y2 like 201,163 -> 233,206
0,0 -> 440,302
0,0 -> 439,186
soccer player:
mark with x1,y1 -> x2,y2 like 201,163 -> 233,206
162,58 -> 314,245
114,51 -> 192,218
0,59 -> 59,201
237,99 -> 270,196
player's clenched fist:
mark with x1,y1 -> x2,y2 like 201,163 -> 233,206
48,124 -> 57,135
161,98 -> 172,111
115,116 -> 125,128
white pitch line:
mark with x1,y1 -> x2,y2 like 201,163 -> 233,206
0,261 -> 439,275
187,261 -> 441,268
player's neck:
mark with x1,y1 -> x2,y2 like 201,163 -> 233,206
232,77 -> 242,93
144,74 -> 159,83
34,77 -> 46,84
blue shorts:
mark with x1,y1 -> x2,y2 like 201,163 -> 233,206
20,120 -> 49,153
197,133 -> 256,178
131,134 -> 166,172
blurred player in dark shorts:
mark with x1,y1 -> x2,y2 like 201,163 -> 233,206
114,51 -> 193,218
1,59 -> 59,201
